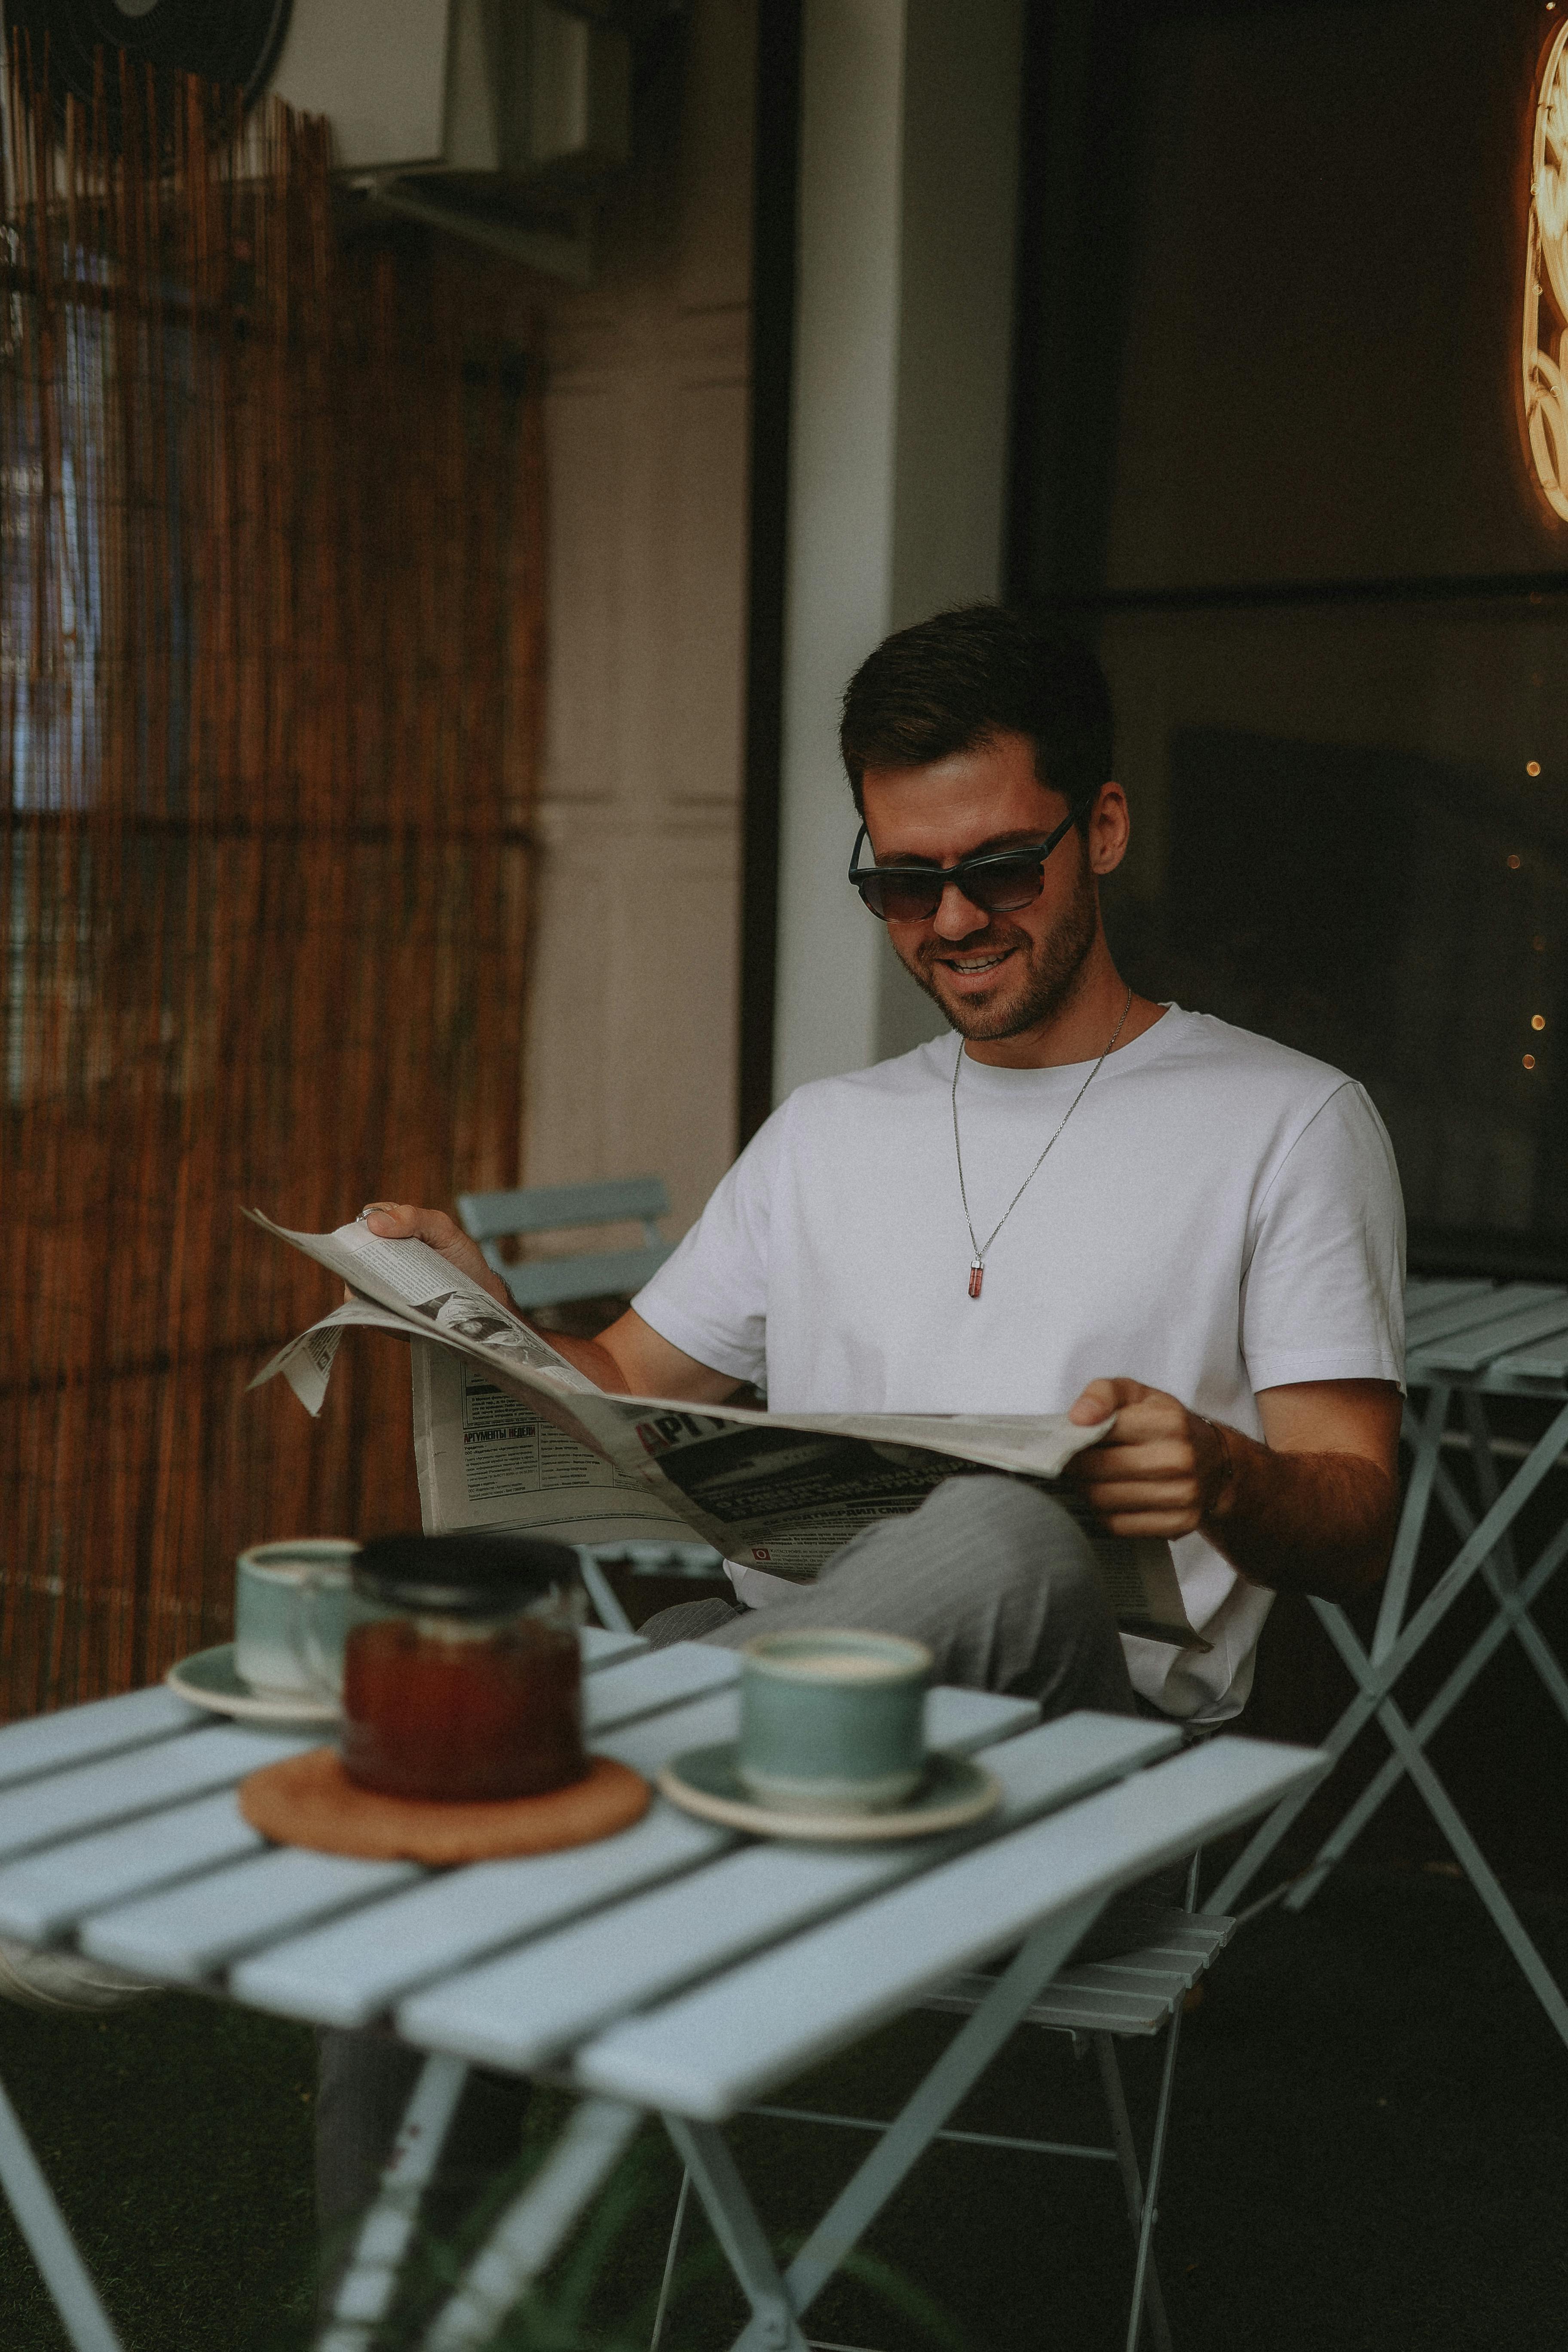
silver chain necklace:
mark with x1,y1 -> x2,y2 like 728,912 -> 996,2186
951,983 -> 1134,1298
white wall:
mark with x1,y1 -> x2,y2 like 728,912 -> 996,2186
522,0 -> 753,1234
518,0 -> 1026,1222
772,0 -> 1026,1099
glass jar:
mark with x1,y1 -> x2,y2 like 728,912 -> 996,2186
340,1535 -> 586,1802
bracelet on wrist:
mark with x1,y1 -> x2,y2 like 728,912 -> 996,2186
1202,1415 -> 1235,1492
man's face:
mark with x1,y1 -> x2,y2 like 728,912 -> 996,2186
859,730 -> 1114,1042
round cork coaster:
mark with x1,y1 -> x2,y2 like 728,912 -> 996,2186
238,1749 -> 649,1863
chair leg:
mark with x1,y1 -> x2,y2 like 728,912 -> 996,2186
577,1550 -> 636,1636
1093,2035 -> 1173,2352
1110,1847 -> 1198,2351
648,2166 -> 692,2352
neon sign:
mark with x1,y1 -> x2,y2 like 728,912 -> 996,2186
1524,23 -> 1568,520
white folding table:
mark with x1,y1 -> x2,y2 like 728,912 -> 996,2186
1212,1276 -> 1568,2048
0,1635 -> 1324,2352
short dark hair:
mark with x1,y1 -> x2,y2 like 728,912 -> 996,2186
839,604 -> 1114,825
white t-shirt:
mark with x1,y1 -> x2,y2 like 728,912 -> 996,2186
633,1006 -> 1406,1721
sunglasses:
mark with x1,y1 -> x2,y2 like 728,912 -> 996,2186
846,805 -> 1084,924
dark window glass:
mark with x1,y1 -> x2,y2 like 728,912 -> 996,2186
1012,0 -> 1568,1270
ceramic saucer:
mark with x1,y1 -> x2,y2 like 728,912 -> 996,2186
166,1643 -> 340,1724
657,1743 -> 998,1842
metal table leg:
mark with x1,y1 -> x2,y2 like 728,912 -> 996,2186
1281,1519 -> 1568,1905
420,2095 -> 642,2352
1211,1392 -> 1568,1923
665,2116 -> 812,2352
1439,1405 -> 1568,1732
1369,1387 -> 1453,1666
1265,1381 -> 1568,2046
1285,1596 -> 1568,2047
0,2068 -> 124,2352
1283,1457 -> 1568,1910
648,2165 -> 693,2352
315,2052 -> 470,2352
650,1894 -> 1106,2352
776,1897 -> 1105,2332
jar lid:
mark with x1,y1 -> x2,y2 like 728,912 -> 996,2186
352,1534 -> 580,1617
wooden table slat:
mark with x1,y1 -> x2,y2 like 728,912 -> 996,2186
582,1643 -> 737,1733
1403,1278 -> 1495,1323
0,1725 -> 318,1865
1399,1283 -> 1560,1350
233,1805 -> 729,2026
1402,1279 -> 1501,1341
597,1683 -> 1035,1787
80,1848 -> 421,1982
396,1715 -> 1178,2073
0,1793 -> 263,1942
579,1627 -> 648,1672
920,1688 -> 1041,1749
0,1687 -> 202,1793
1409,1296 -> 1568,1375
1473,1334 -> 1568,1384
229,1684 -> 759,2024
228,1690 -> 1041,2024
74,1670 -> 765,1984
595,1687 -> 742,1778
0,1629 -> 634,1798
570,1737 -> 1323,2119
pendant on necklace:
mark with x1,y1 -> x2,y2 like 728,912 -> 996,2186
968,1257 -> 985,1300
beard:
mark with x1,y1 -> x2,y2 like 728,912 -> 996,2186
893,849 -> 1100,1041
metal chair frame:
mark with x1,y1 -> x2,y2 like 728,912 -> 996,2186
576,1541 -> 727,1640
456,1174 -> 676,1314
648,1860 -> 1228,2352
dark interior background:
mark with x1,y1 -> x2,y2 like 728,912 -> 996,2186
1007,0 -> 1568,1896
1011,0 -> 1568,1278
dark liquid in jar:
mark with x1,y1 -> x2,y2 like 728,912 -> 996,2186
341,1617 -> 586,1802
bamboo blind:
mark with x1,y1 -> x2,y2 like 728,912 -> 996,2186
0,52 -> 543,1717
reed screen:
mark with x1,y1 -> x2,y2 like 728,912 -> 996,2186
1,52 -> 543,1715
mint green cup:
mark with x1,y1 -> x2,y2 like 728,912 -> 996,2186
738,1629 -> 932,1814
234,1539 -> 367,1700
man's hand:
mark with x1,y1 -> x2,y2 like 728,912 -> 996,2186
357,1201 -> 742,1403
361,1204 -> 512,1308
1067,1377 -> 1229,1537
1066,1374 -> 1402,1602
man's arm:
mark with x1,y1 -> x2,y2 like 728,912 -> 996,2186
360,1205 -> 744,1402
1066,1376 -> 1402,1602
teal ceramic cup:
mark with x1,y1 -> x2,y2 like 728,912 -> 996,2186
738,1629 -> 932,1814
233,1539 -> 367,1700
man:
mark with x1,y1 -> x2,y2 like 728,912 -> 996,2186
322,606 -> 1406,2263
370,604 -> 1404,1724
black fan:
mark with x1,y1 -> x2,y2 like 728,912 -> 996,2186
6,0 -> 294,124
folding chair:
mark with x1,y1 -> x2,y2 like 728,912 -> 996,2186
574,1539 -> 729,1640
456,1175 -> 678,1313
649,1857 -> 1233,2352
456,1179 -> 723,1634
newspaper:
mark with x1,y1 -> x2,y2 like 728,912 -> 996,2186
247,1211 -> 1205,1649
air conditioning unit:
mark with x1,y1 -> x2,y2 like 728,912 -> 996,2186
273,0 -> 632,282
3,0 -> 637,284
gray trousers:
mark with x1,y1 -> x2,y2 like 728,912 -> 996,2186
316,1477 -> 1166,2275
640,1473 -> 1141,1723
